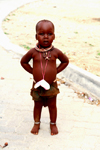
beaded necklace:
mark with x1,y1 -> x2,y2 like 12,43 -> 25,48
35,43 -> 54,52
34,44 -> 54,90
35,43 -> 54,60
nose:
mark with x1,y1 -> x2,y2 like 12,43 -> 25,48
44,34 -> 48,38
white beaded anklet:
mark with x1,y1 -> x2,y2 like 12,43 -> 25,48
50,122 -> 56,125
34,121 -> 41,125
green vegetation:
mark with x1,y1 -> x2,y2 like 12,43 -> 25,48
4,32 -> 9,35
74,31 -> 78,34
84,42 -> 94,47
4,18 -> 10,21
89,44 -> 94,47
97,50 -> 100,56
20,44 -> 31,50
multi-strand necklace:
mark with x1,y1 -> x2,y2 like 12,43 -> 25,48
35,43 -> 54,60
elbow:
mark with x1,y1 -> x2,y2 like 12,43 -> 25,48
20,59 -> 22,66
67,59 -> 69,66
64,57 -> 69,67
20,59 -> 24,67
65,59 -> 69,67
66,57 -> 69,66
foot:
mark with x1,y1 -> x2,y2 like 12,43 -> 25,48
31,123 -> 40,135
50,123 -> 58,135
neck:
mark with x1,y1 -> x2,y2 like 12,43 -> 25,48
37,44 -> 51,49
35,43 -> 54,52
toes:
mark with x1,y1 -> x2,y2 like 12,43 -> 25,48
35,132 -> 38,135
51,132 -> 57,135
31,130 -> 38,135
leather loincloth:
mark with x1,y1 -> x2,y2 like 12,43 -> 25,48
30,81 -> 60,107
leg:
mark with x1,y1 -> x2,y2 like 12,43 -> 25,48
48,96 -> 58,135
31,100 -> 43,135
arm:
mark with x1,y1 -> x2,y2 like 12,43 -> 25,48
20,49 -> 33,74
57,50 -> 69,74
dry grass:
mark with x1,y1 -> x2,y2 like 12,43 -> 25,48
2,0 -> 100,76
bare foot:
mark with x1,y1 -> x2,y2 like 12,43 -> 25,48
50,124 -> 58,135
31,124 -> 40,135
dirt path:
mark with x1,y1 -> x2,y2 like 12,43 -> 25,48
2,0 -> 100,76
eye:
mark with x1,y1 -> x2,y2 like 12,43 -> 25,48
48,33 -> 53,35
39,33 -> 44,35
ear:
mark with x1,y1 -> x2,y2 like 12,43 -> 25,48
53,34 -> 55,40
35,34 -> 37,40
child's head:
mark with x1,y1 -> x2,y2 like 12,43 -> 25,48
36,20 -> 55,32
35,20 -> 55,48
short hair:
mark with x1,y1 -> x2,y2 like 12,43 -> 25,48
36,19 -> 55,32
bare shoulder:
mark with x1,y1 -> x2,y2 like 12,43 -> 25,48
26,48 -> 36,56
21,48 -> 35,63
24,48 -> 36,58
53,47 -> 61,52
53,47 -> 69,62
53,47 -> 64,55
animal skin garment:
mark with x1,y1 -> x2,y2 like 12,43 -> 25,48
34,79 -> 50,90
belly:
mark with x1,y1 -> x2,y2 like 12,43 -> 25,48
33,65 -> 57,84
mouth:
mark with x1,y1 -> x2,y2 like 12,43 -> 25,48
43,41 -> 49,44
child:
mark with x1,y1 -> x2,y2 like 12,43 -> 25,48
20,19 -> 69,135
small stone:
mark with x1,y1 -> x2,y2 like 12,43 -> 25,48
89,97 -> 94,102
4,142 -> 8,146
1,77 -> 4,80
85,95 -> 88,99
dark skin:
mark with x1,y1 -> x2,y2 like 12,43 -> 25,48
20,21 -> 69,135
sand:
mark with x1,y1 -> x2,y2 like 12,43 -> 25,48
2,0 -> 100,76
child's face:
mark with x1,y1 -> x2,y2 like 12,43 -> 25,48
36,22 -> 55,48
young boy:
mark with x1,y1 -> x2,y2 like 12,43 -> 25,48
20,19 -> 69,135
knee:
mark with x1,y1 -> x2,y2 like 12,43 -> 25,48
48,96 -> 57,109
48,103 -> 57,110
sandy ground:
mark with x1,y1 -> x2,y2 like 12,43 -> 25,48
2,0 -> 100,76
